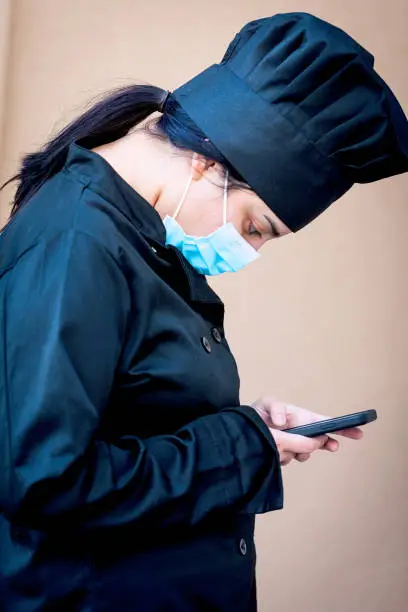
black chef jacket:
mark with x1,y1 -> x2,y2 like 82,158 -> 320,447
0,143 -> 283,611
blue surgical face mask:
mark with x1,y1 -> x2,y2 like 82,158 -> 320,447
163,169 -> 260,276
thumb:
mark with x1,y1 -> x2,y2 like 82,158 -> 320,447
276,430 -> 328,454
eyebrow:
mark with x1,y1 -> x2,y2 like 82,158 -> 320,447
264,214 -> 281,237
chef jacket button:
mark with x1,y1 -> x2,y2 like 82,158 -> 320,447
239,538 -> 247,556
211,327 -> 222,343
201,336 -> 212,353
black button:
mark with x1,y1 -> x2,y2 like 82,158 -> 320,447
239,538 -> 247,556
201,336 -> 211,353
211,328 -> 222,343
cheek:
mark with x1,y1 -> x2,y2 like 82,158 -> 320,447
246,235 -> 270,251
176,196 -> 224,236
227,199 -> 246,232
227,194 -> 273,251
227,199 -> 258,247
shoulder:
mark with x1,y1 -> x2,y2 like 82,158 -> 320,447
0,170 -> 145,275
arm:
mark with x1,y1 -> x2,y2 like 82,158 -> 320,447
0,230 -> 283,531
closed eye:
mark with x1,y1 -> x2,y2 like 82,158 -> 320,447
264,215 -> 281,238
248,223 -> 263,238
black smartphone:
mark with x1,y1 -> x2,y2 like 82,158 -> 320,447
283,409 -> 377,437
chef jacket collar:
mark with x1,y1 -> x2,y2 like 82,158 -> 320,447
64,143 -> 224,314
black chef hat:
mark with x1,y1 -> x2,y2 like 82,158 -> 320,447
173,12 -> 408,231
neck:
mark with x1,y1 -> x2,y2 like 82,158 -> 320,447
91,128 -> 174,213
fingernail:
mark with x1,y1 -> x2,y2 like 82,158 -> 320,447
275,415 -> 286,426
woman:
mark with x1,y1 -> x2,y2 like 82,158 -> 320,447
0,12 -> 406,612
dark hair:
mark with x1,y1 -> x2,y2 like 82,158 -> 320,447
1,84 -> 246,219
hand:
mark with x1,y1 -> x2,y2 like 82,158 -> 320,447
251,396 -> 363,466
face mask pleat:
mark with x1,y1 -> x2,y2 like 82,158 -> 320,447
163,169 -> 260,276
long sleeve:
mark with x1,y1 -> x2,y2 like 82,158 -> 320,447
0,230 -> 283,532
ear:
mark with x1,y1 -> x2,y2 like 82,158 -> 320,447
190,153 -> 216,181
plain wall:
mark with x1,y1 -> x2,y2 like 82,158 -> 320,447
0,0 -> 12,164
1,1 -> 407,610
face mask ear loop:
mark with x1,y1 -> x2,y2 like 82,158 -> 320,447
172,172 -> 194,220
223,169 -> 229,225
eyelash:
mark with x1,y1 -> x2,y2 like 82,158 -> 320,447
248,223 -> 262,238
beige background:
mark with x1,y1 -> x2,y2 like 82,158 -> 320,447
1,1 -> 407,610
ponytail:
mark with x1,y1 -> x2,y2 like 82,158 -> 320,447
1,84 -> 168,217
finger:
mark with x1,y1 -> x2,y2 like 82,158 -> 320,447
295,453 -> 311,462
280,452 -> 294,466
312,434 -> 330,450
323,437 -> 339,452
261,398 -> 287,428
270,405 -> 288,428
337,427 -> 364,440
277,430 -> 328,454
